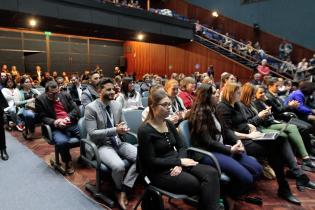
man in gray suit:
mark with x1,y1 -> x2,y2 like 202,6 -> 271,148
84,78 -> 137,210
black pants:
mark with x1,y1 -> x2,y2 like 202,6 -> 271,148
0,111 -> 6,150
243,139 -> 291,192
150,164 -> 220,210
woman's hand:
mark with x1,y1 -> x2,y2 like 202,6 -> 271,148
180,158 -> 198,167
170,166 -> 182,176
248,124 -> 257,132
258,109 -> 269,119
231,140 -> 245,154
247,131 -> 264,139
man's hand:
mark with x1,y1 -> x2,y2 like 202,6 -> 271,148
116,122 -> 130,134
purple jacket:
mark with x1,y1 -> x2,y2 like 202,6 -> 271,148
285,90 -> 312,115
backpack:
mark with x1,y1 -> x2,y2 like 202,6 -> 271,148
141,189 -> 164,210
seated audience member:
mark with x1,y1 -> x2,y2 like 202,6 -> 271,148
68,74 -> 84,106
55,76 -> 67,92
178,77 -> 196,109
52,71 -> 58,80
40,71 -> 53,88
80,70 -> 90,84
257,59 -> 270,76
81,71 -> 100,107
35,65 -> 42,83
0,72 -> 8,89
265,78 -> 315,154
62,72 -> 70,84
15,76 -> 40,139
216,82 -> 315,205
35,81 -> 80,174
116,77 -> 143,110
220,73 -> 237,91
164,79 -> 187,124
138,89 -> 220,210
250,73 -> 262,85
188,84 -> 262,209
114,75 -> 122,95
1,64 -> 8,73
85,78 -> 138,210
285,81 -> 315,126
10,65 -> 20,82
140,74 -> 151,95
241,83 -> 315,172
1,78 -> 20,129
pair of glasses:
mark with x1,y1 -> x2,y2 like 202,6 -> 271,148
158,103 -> 172,108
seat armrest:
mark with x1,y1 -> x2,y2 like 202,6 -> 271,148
187,147 -> 221,176
41,124 -> 53,144
80,138 -> 101,169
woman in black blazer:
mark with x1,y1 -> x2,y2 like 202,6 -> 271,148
216,82 -> 312,205
0,90 -> 9,160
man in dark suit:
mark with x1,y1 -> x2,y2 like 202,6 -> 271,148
68,73 -> 85,106
35,81 -> 80,174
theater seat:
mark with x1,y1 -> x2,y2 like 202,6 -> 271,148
41,122 -> 80,175
78,117 -> 133,208
141,96 -> 148,107
134,136 -> 223,210
123,109 -> 143,136
177,120 -> 230,183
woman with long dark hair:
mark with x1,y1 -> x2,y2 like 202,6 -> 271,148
116,77 -> 142,110
188,84 -> 262,209
15,75 -> 40,139
138,89 -> 220,210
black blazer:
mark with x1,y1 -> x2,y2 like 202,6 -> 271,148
35,92 -> 80,127
68,84 -> 85,106
265,90 -> 288,116
216,100 -> 250,145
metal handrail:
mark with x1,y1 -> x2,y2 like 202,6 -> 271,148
197,24 -> 286,66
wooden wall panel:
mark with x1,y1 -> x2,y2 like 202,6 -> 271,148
123,41 -> 253,82
164,0 -> 314,63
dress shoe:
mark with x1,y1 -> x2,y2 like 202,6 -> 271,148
296,174 -> 315,191
0,149 -> 9,161
301,159 -> 315,172
278,191 -> 301,205
116,192 -> 127,210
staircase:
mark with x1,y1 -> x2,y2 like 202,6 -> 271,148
194,26 -> 291,79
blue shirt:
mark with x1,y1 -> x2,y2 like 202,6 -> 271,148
285,90 -> 312,115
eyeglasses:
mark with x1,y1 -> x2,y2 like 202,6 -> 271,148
158,102 -> 172,108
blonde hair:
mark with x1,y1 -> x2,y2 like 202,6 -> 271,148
164,79 -> 178,92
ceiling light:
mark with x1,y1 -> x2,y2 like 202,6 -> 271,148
137,33 -> 144,41
29,18 -> 37,27
212,11 -> 219,18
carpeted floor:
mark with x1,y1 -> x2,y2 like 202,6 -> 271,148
5,128 -> 315,210
0,132 -> 104,210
